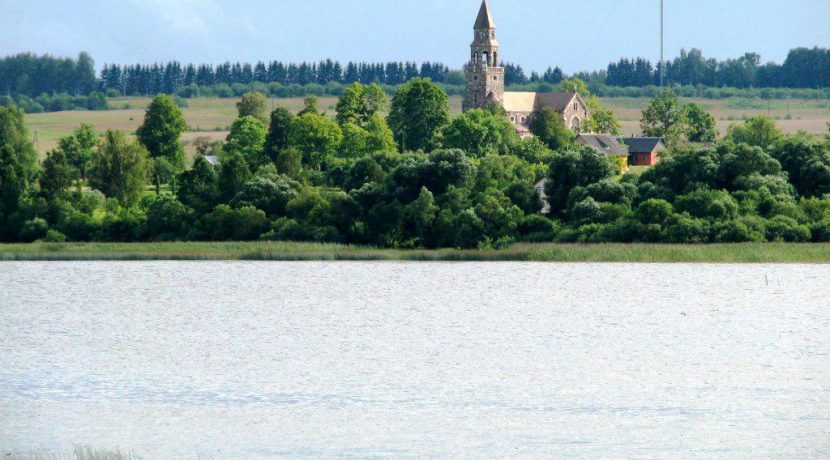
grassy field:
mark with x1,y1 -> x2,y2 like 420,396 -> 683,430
3,241 -> 830,263
24,95 -> 830,158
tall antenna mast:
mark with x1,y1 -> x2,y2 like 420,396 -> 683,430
660,0 -> 666,88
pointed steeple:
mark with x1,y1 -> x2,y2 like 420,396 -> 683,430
474,0 -> 496,29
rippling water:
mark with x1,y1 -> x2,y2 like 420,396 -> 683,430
1,262 -> 829,458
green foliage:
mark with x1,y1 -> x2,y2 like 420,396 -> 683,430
177,156 -> 219,213
388,78 -> 450,152
231,165 -> 302,217
769,134 -> 830,198
288,113 -> 343,169
58,123 -> 97,178
200,204 -> 269,241
87,130 -> 150,207
136,95 -> 187,171
684,103 -> 718,142
40,149 -> 79,199
218,151 -> 252,201
529,108 -> 575,151
583,105 -> 621,135
236,92 -> 269,124
297,95 -> 320,116
726,116 -> 783,149
335,82 -> 388,126
441,109 -> 519,157
225,115 -> 268,169
640,90 -> 688,145
544,146 -> 616,216
145,195 -> 194,240
264,107 -> 295,161
0,105 -> 38,181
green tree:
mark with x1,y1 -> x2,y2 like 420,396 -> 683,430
583,106 -> 622,135
87,130 -> 150,206
388,78 -> 450,152
335,82 -> 388,126
177,156 -> 220,213
529,107 -> 575,151
58,123 -> 97,179
264,107 -> 295,161
544,146 -> 616,216
0,105 -> 38,181
218,151 -> 252,201
441,109 -> 519,157
40,149 -> 79,199
288,113 -> 343,169
275,146 -> 303,180
236,92 -> 269,124
0,144 -> 27,240
136,95 -> 187,171
225,116 -> 268,169
684,103 -> 718,142
726,116 -> 783,149
152,157 -> 175,195
640,90 -> 688,145
297,95 -> 320,116
559,78 -> 590,95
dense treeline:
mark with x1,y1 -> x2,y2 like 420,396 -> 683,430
2,78 -> 830,247
605,47 -> 830,89
98,60 -> 455,96
2,46 -> 827,103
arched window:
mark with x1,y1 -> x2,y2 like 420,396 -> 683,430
474,52 -> 479,64
510,116 -> 515,122
482,52 -> 490,66
571,117 -> 581,131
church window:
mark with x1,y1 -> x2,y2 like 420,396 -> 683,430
493,76 -> 497,81
574,102 -> 578,111
482,52 -> 489,66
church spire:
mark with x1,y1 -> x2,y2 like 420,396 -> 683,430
474,0 -> 496,30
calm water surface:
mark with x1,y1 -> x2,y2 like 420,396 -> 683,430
1,262 -> 829,458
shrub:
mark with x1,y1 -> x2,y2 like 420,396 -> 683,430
42,229 -> 67,243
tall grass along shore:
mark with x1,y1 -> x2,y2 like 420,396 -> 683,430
2,242 -> 830,263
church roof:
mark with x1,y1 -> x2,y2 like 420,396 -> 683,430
474,0 -> 496,29
503,91 -> 579,113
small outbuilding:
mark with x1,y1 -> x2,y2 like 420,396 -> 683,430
618,137 -> 665,166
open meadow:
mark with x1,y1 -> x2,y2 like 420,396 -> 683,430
23,95 -> 830,159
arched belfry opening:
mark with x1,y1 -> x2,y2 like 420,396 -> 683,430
463,0 -> 505,112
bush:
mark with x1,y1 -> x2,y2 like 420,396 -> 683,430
19,218 -> 49,242
42,229 -> 67,243
765,215 -> 811,242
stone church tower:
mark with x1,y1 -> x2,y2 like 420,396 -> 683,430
462,0 -> 505,112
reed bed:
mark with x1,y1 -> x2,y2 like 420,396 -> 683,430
2,241 -> 830,263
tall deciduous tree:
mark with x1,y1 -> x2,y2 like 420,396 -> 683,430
288,113 -> 343,169
684,103 -> 718,143
388,78 -> 450,152
544,146 -> 616,216
58,123 -> 97,179
136,95 -> 187,171
529,107 -> 575,151
87,130 -> 150,206
335,82 -> 388,126
726,116 -> 783,149
640,90 -> 688,145
441,109 -> 518,157
40,149 -> 79,199
225,116 -> 268,169
0,105 -> 38,181
236,92 -> 269,124
264,107 -> 295,161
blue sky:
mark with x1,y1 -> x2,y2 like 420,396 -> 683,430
2,0 -> 829,73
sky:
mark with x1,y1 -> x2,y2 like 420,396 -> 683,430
2,0 -> 829,73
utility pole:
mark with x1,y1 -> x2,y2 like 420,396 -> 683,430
660,0 -> 666,88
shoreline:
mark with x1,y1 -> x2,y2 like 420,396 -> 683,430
3,242 -> 830,263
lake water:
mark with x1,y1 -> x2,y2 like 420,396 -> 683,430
1,262 -> 829,458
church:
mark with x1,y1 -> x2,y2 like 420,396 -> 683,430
462,0 -> 590,136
